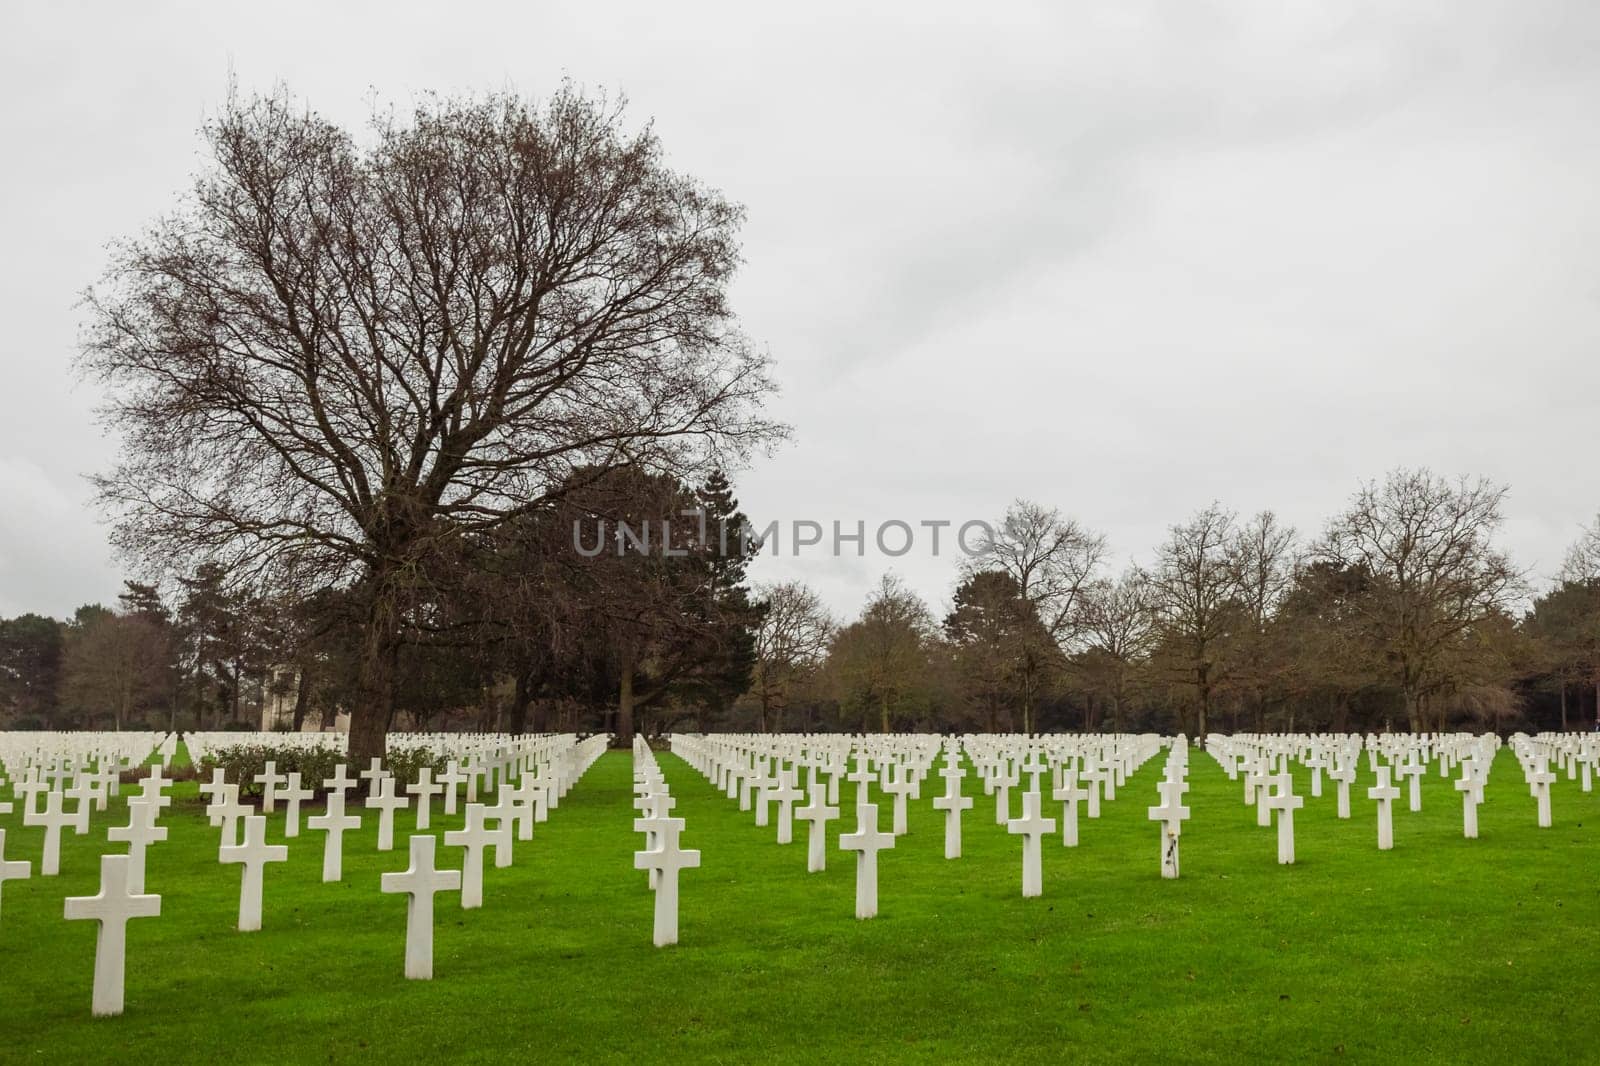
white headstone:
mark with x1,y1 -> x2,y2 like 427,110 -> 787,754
633,816 -> 700,947
932,759 -> 974,859
218,814 -> 289,931
794,784 -> 840,872
838,802 -> 895,919
63,853 -> 160,1016
444,802 -> 492,909
107,797 -> 167,894
1367,766 -> 1400,851
307,791 -> 361,882
1006,789 -> 1057,897
1266,772 -> 1304,864
380,834 -> 461,980
0,827 -> 33,926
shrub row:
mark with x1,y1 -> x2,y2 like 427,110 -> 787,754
198,742 -> 450,796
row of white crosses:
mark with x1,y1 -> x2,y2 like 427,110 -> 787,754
631,738 -> 700,945
4,731 -> 607,1015
672,733 -> 1166,912
1203,731 -> 1578,853
1146,740 -> 1191,877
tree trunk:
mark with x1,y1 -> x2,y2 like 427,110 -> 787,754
617,653 -> 636,749
507,670 -> 533,735
1559,683 -> 1567,732
348,580 -> 403,773
880,691 -> 890,734
291,669 -> 312,732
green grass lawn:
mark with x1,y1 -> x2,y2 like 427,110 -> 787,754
2,745 -> 1597,1064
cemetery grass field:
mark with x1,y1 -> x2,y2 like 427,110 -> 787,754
3,748 -> 1598,1064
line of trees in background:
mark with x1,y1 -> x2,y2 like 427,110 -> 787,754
798,471 -> 1597,738
5,467 -> 1598,739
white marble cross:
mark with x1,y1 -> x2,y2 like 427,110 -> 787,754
1266,772 -> 1304,864
12,771 -> 48,818
1146,778 -> 1190,878
277,772 -> 315,838
1396,758 -> 1425,813
750,762 -> 777,827
255,760 -> 286,813
381,834 -> 461,980
846,755 -> 875,812
1052,770 -> 1089,848
198,768 -> 229,807
1304,752 -> 1326,798
444,802 -> 493,909
1020,753 -> 1049,795
990,761 -> 1019,825
63,853 -> 160,1016
1455,768 -> 1484,839
932,759 -> 973,859
107,797 -> 167,894
839,801 -> 895,919
307,791 -> 362,882
1006,789 -> 1057,897
219,814 -> 289,931
439,761 -> 466,816
408,767 -> 443,831
323,764 -> 357,800
0,827 -> 32,926
770,770 -> 804,845
1079,760 -> 1105,819
135,765 -> 173,814
25,788 -> 88,876
1527,762 -> 1555,828
483,791 -> 517,869
510,774 -> 541,841
633,816 -> 700,947
1368,766 -> 1400,850
366,775 -> 411,852
795,784 -> 839,872
207,781 -> 251,847
359,758 -> 389,793
1330,761 -> 1356,819
881,764 -> 915,837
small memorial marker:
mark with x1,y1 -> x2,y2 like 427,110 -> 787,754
307,791 -> 362,882
380,834 -> 461,980
633,817 -> 700,947
63,853 -> 160,1017
1367,766 -> 1400,851
839,802 -> 895,919
219,815 -> 289,931
1006,790 -> 1056,897
795,784 -> 840,872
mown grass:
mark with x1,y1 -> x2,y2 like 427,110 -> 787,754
1,745 -> 1597,1064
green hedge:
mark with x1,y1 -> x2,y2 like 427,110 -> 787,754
198,742 -> 450,796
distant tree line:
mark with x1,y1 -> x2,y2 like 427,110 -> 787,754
5,467 -> 1597,739
748,470 -> 1599,738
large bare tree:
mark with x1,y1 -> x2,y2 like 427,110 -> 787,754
81,87 -> 781,762
750,581 -> 834,732
1077,569 -> 1158,733
971,500 -> 1106,730
830,574 -> 934,733
1319,469 -> 1522,730
1146,503 -> 1240,738
1227,511 -> 1298,730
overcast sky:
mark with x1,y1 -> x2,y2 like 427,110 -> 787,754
2,1 -> 1597,622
